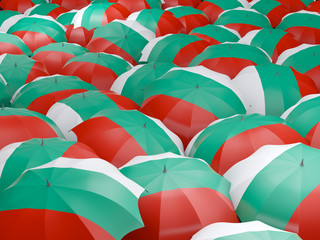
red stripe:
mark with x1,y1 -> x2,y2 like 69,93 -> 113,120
178,14 -> 210,33
307,1 -> 320,12
156,11 -> 187,37
116,0 -> 150,12
0,209 -> 115,240
123,188 -> 238,240
62,142 -> 100,158
285,26 -> 320,44
272,33 -> 301,63
101,91 -> 139,110
162,0 -> 201,9
101,4 -> 131,26
47,6 -> 68,19
290,67 -> 318,97
196,1 -> 224,23
305,65 -> 320,91
276,0 -> 306,12
0,42 -> 25,55
65,25 -> 94,48
225,23 -> 262,37
25,61 -> 50,84
305,121 -> 320,148
72,116 -> 147,167
50,0 -> 91,10
189,32 -> 221,45
0,0 -> 35,13
266,5 -> 289,28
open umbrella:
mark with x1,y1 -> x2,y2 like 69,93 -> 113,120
117,0 -> 163,12
0,10 -> 21,27
24,3 -> 68,19
65,25 -> 94,47
0,0 -> 46,13
162,0 -> 201,9
56,9 -> 77,26
307,1 -> 320,13
50,0 -> 91,10
120,153 -> 239,240
274,0 -> 308,12
0,32 -> 32,56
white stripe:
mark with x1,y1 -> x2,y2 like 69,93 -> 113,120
112,20 -> 155,41
0,15 -> 25,32
238,0 -> 251,8
0,142 -> 23,177
238,30 -> 260,45
249,0 -> 260,6
0,54 -> 7,64
232,66 -> 265,115
276,44 -> 316,65
127,11 -> 141,22
191,221 -> 286,240
24,4 -> 39,16
224,143 -> 299,209
0,74 -> 7,85
140,34 -> 172,62
71,5 -> 90,29
110,65 -> 143,94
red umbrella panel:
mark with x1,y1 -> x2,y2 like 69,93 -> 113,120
50,0 -> 91,10
0,0 -> 46,13
65,25 -> 94,48
162,0 -> 202,9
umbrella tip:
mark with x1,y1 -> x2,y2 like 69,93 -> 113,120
276,71 -> 279,76
62,42 -> 64,47
153,63 -> 156,69
313,52 -> 315,56
163,165 -> 167,173
46,178 -> 51,187
240,114 -> 243,121
14,62 -> 17,67
125,35 -> 127,38
41,138 -> 44,146
143,122 -> 147,128
229,44 -> 231,50
98,52 -> 100,57
300,159 -> 304,167
82,92 -> 85,98
1,103 -> 4,110
55,77 -> 58,83
196,83 -> 199,89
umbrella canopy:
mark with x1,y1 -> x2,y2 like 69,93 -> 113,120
191,221 -> 302,240
307,1 -> 320,13
71,1 -> 130,30
51,0 -> 91,10
140,34 -> 210,67
214,8 -> 272,37
162,0 -> 201,8
0,32 -> 31,56
166,6 -> 210,33
120,153 -> 239,240
0,54 -> 49,96
111,62 -> 176,106
61,52 -> 133,90
6,15 -> 67,52
11,75 -> 97,115
0,75 -> 11,107
24,3 -> 68,19
0,107 -> 63,150
190,25 -> 240,45
232,63 -> 318,117
0,10 -> 21,27
276,44 -> 320,91
56,10 -> 78,26
277,10 -> 320,44
274,0 -> 308,12
127,9 -> 186,37
65,25 -> 94,47
224,143 -> 320,240
0,157 -> 144,239
282,94 -> 320,148
117,0 -> 163,12
189,42 -> 271,79
186,114 -> 306,175
239,29 -> 301,63
72,109 -> 184,167
47,90 -> 139,140
0,137 -> 99,192
31,42 -> 88,74
140,66 -> 248,148
87,20 -> 155,65
0,0 -> 46,13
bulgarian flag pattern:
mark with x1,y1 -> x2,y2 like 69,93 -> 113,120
24,3 -> 68,19
0,32 -> 32,56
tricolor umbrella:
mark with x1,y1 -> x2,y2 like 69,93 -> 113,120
0,32 -> 32,56
31,42 -> 88,74
127,9 -> 186,37
71,1 -> 130,30
191,221 -> 302,240
0,157 -> 145,239
189,42 -> 271,79
224,143 -> 320,240
111,62 -> 176,106
24,3 -> 68,19
87,20 -> 155,65
6,15 -> 67,52
65,25 -> 95,47
162,0 -> 201,9
46,90 -> 139,140
0,107 -> 63,150
139,34 -> 210,67
11,75 -> 97,115
117,0 -> 163,12
0,0 -> 46,13
277,10 -> 320,44
71,109 -> 184,167
189,24 -> 241,45
186,114 -> 307,175
120,153 -> 239,240
61,52 -> 133,90
56,10 -> 78,26
165,6 -> 210,33
140,66 -> 248,148
282,94 -> 320,148
276,44 -> 320,90
50,0 -> 91,10
232,63 -> 318,117
214,8 -> 272,37
0,137 -> 99,192
239,28 -> 301,63
196,0 -> 250,23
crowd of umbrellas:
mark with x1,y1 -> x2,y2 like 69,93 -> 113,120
0,0 -> 320,239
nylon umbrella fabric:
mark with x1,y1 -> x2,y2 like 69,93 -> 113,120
65,25 -> 95,47
0,75 -> 11,107
50,0 -> 91,10
0,0 -> 46,13
56,9 -> 78,26
24,3 -> 68,19
117,0 -> 163,13
0,32 -> 32,56
0,10 -> 21,26
162,0 -> 201,9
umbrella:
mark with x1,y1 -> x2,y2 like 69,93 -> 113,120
0,32 -> 32,56
0,137 -> 99,192
24,3 -> 68,19
61,52 -> 133,90
274,0 -> 308,12
50,0 -> 91,10
0,0 -> 46,13
71,1 -> 130,30
127,9 -> 186,37
11,75 -> 97,115
140,66 -> 248,148
56,10 -> 78,26
47,90 -> 139,140
0,107 -> 63,150
31,42 -> 88,74
307,1 -> 320,13
120,153 -> 239,240
140,34 -> 210,67
277,10 -> 320,44
0,10 -> 21,27
239,28 -> 301,63
196,0 -> 250,23
189,42 -> 271,79
0,157 -> 144,239
166,6 -> 210,33
232,63 -> 318,117
189,25 -> 241,45
186,114 -> 307,175
111,62 -> 176,106
224,143 -> 320,240
214,8 -> 272,37
72,109 -> 184,167
191,221 -> 302,240
117,0 -> 163,12
87,20 -> 155,65
282,94 -> 320,148
65,25 -> 95,47
162,0 -> 201,9
6,15 -> 67,52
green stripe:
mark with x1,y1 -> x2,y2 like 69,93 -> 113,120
301,0 -> 314,6
167,6 -> 208,19
277,12 -> 320,30
32,42 -> 88,56
0,33 -> 31,56
190,25 -> 240,43
216,230 -> 300,240
135,9 -> 163,33
146,0 -> 162,9
0,167 -> 143,239
28,3 -> 60,16
251,0 -> 281,15
238,144 -> 320,229
0,84 -> 11,107
0,10 -> 20,25
203,0 -> 243,10
56,11 -> 77,26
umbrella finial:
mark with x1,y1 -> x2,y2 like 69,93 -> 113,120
196,83 -> 199,89
163,165 -> 167,173
125,35 -> 127,39
55,77 -> 58,83
14,62 -> 17,67
1,103 -> 4,110
153,63 -> 156,69
276,71 -> 279,76
313,52 -> 315,56
46,178 -> 51,187
240,114 -> 243,121
61,42 -> 64,47
98,52 -> 101,57
41,138 -> 44,146
300,159 -> 304,167
82,92 -> 85,98
229,44 -> 231,50
143,122 -> 147,128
